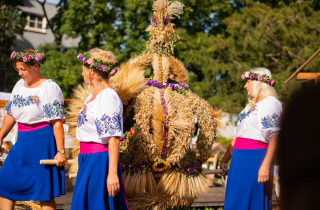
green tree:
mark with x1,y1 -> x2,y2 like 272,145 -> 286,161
42,0 -> 320,112
40,44 -> 83,98
0,0 -> 26,91
178,1 -> 320,113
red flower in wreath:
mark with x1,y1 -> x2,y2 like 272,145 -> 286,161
133,146 -> 138,151
129,129 -> 133,135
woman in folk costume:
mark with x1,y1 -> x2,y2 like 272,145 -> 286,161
0,49 -> 66,210
71,48 -> 129,210
220,68 -> 282,210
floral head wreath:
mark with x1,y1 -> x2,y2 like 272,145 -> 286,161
77,53 -> 118,76
10,50 -> 44,64
241,71 -> 276,86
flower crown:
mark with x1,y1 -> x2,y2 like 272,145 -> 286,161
77,53 -> 118,76
10,50 -> 44,64
241,71 -> 276,86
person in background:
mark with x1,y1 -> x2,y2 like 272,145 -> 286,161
220,67 -> 281,210
0,49 -> 66,210
278,83 -> 320,210
71,48 -> 128,210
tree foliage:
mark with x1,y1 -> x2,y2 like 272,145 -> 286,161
40,44 -> 82,98
1,0 -> 26,91
41,0 -> 320,113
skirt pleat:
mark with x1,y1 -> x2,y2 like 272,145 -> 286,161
0,125 -> 65,201
71,151 -> 129,210
224,148 -> 273,210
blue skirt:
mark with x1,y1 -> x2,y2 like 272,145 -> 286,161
224,148 -> 274,210
0,125 -> 65,201
71,151 -> 129,210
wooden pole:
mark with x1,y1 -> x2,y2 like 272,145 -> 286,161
285,48 -> 320,84
40,159 -> 77,165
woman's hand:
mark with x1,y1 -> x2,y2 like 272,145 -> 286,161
54,153 -> 66,167
258,163 -> 270,184
220,160 -> 229,176
107,173 -> 120,197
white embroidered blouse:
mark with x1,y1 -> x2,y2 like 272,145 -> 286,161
76,88 -> 124,144
234,96 -> 282,143
4,79 -> 65,124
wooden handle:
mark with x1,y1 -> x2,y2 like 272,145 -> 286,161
204,169 -> 224,174
40,159 -> 76,165
69,174 -> 77,178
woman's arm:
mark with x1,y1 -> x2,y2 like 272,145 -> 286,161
258,134 -> 278,184
220,135 -> 236,176
51,119 -> 66,167
0,114 -> 16,156
107,136 -> 120,197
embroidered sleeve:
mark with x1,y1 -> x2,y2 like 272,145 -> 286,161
259,98 -> 282,141
43,100 -> 64,120
41,81 -> 65,121
261,113 -> 281,129
95,112 -> 122,136
93,90 -> 124,140
4,101 -> 12,114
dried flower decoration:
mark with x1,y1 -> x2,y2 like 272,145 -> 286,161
76,53 -> 118,76
241,71 -> 276,86
10,50 -> 44,64
146,0 -> 185,55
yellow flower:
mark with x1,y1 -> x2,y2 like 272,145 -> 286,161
152,160 -> 169,172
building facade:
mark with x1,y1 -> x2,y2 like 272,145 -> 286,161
14,0 -> 79,52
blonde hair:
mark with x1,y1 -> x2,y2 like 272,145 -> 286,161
13,49 -> 40,71
247,67 -> 278,109
84,48 -> 116,83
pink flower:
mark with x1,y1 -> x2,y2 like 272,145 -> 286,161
271,80 -> 275,86
109,68 -> 118,76
28,55 -> 33,60
82,57 -> 86,64
102,66 -> 107,72
38,54 -> 42,59
250,74 -> 255,79
87,59 -> 94,66
245,71 -> 250,78
23,56 -> 27,62
268,79 -> 271,85
77,54 -> 80,59
258,75 -> 263,81
241,74 -> 245,80
11,51 -> 15,58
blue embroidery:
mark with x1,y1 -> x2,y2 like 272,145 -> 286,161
77,105 -> 88,128
4,101 -> 12,114
237,105 -> 257,123
11,95 -> 39,108
261,113 -> 281,129
43,100 -> 64,119
95,112 -> 122,136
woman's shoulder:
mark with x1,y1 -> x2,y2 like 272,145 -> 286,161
259,96 -> 282,111
12,79 -> 24,92
42,79 -> 60,89
260,96 -> 281,104
95,88 -> 122,107
41,79 -> 63,93
101,88 -> 120,100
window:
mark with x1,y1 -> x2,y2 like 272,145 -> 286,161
23,13 -> 47,33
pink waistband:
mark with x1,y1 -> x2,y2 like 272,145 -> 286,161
234,137 -> 268,149
80,142 -> 109,154
18,122 -> 51,132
